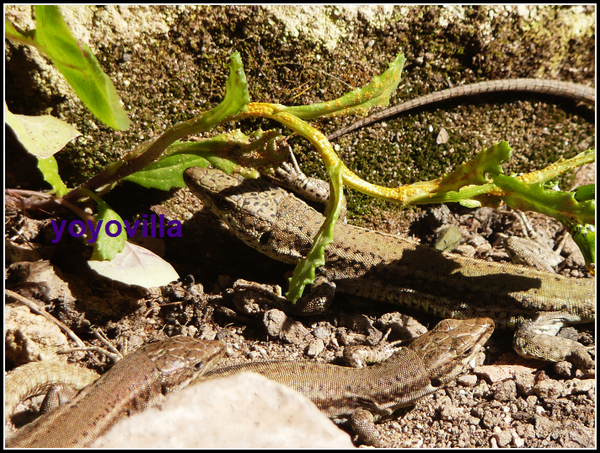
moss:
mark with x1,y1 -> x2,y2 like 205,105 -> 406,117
5,5 -> 594,225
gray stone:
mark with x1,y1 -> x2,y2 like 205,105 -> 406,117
92,372 -> 355,448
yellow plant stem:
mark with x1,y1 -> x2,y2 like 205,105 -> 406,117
235,103 -> 594,212
240,103 -> 447,204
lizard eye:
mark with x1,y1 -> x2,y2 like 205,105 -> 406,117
259,231 -> 271,245
216,198 -> 231,211
430,377 -> 443,387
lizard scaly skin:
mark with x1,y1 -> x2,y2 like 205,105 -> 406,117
184,167 -> 595,374
197,317 -> 494,446
5,336 -> 225,448
5,361 -> 100,422
5,320 -> 493,447
327,79 -> 595,140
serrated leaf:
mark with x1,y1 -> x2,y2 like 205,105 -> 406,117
88,241 -> 180,288
440,141 -> 511,190
283,53 -> 406,119
496,174 -> 595,226
286,161 -> 344,302
5,102 -> 81,158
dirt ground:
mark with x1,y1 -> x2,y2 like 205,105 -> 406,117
5,5 -> 595,448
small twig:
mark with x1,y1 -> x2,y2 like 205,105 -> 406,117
92,328 -> 123,358
5,188 -> 95,222
5,289 -> 101,365
275,62 -> 355,90
286,78 -> 316,103
57,346 -> 122,363
7,224 -> 43,261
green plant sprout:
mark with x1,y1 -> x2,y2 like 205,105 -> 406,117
6,7 -> 595,291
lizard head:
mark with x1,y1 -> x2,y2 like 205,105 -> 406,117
143,336 -> 226,393
184,166 -> 291,254
410,317 -> 495,386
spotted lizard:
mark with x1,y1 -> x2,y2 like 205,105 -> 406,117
197,317 -> 494,446
184,167 -> 595,375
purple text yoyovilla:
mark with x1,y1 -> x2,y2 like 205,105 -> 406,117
51,214 -> 182,243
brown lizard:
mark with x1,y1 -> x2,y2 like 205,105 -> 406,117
5,336 -> 225,448
5,319 -> 493,447
196,317 -> 494,447
326,78 -> 595,140
184,167 -> 595,375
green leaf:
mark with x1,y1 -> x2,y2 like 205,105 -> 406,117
123,128 -> 289,190
90,199 -> 127,261
283,53 -> 406,119
403,141 -> 512,206
441,141 -> 511,189
36,156 -> 69,197
573,184 -> 595,202
566,223 -> 595,266
33,6 -> 130,130
157,52 -> 250,142
5,102 -> 81,159
496,174 -> 596,226
124,154 -> 211,190
286,161 -> 345,302
5,18 -> 37,46
192,50 -> 250,128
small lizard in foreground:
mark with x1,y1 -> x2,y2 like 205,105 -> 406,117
184,167 -> 595,375
5,319 -> 492,447
5,336 -> 225,448
196,317 -> 494,447
326,78 -> 595,140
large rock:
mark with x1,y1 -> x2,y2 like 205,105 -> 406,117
92,372 -> 355,448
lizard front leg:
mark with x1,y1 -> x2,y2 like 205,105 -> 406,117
513,312 -> 595,376
233,276 -> 336,316
350,409 -> 386,447
265,146 -> 347,221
